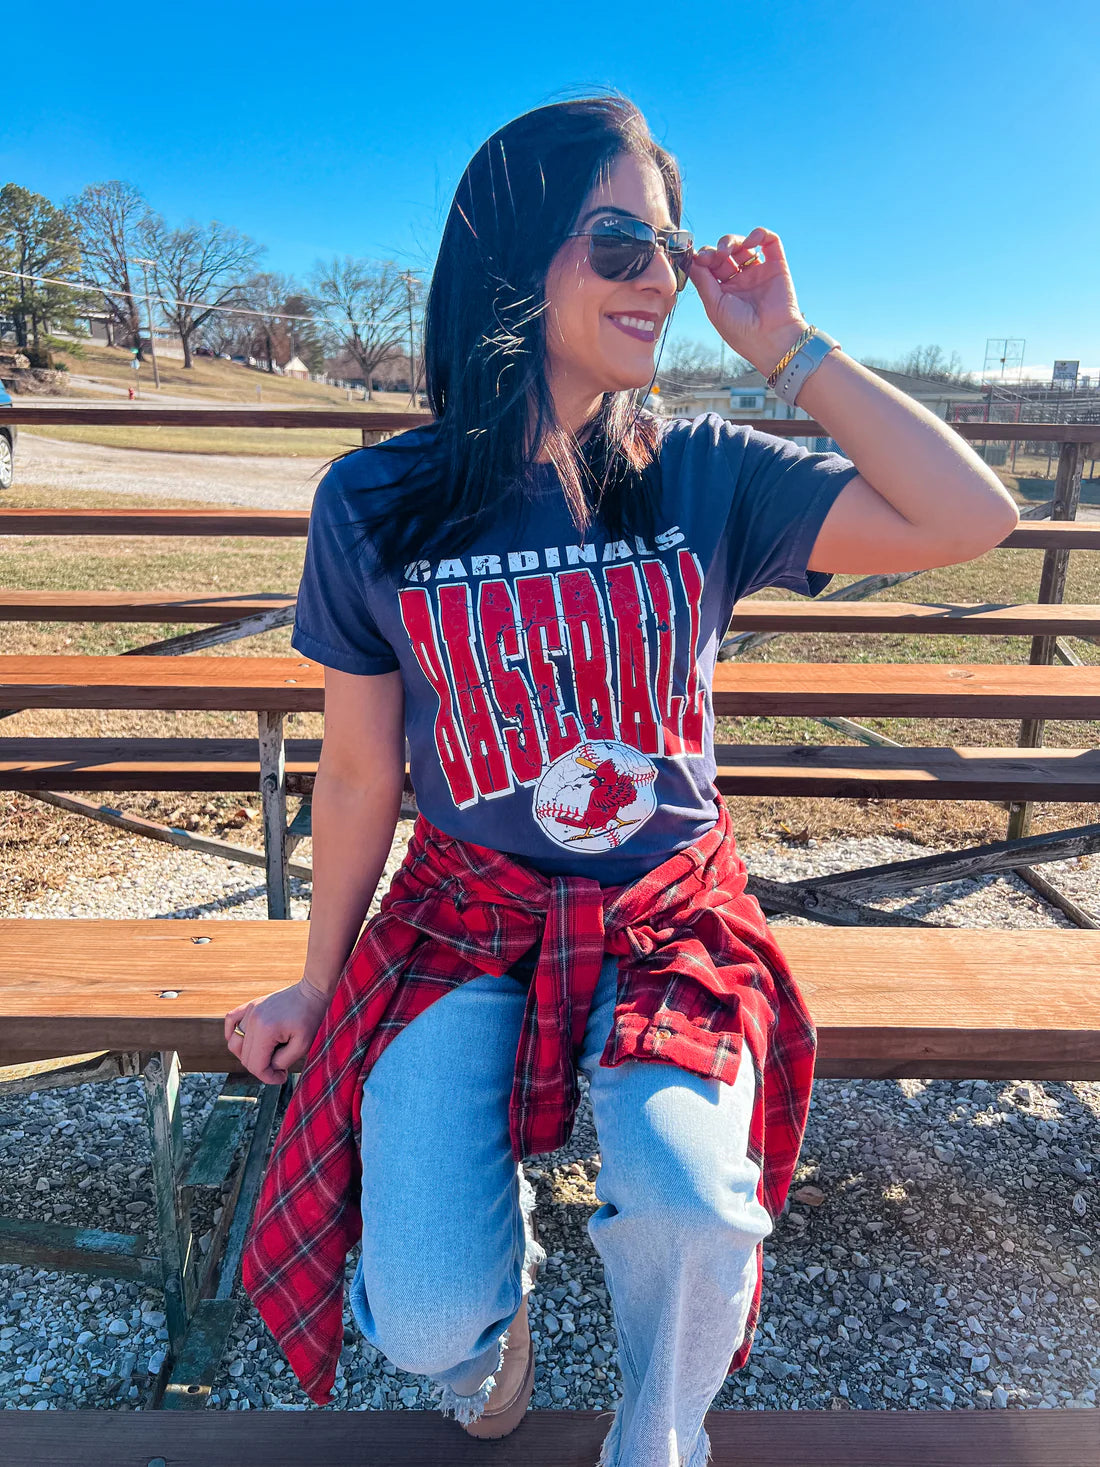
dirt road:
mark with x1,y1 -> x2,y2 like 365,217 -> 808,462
16,433 -> 331,509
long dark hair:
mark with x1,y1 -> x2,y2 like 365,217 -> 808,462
331,94 -> 684,582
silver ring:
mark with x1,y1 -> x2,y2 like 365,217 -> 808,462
233,1024 -> 246,1038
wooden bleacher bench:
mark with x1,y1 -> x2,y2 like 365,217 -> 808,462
2,652 -> 1099,716
3,919 -> 1099,1081
1,588 -> 1098,639
3,1399 -> 1098,1466
0,590 -> 296,623
2,736 -> 1099,805
0,508 -> 310,537
3,915 -> 1099,1446
2,653 -> 1098,927
727,598 -> 1100,638
2,505 -> 1098,550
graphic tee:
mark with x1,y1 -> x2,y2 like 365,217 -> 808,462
291,412 -> 860,885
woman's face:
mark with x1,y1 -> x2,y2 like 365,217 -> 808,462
543,151 -> 679,407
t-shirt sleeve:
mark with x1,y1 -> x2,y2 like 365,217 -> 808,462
290,465 -> 401,675
727,424 -> 861,600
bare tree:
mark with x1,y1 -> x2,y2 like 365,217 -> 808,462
656,337 -> 751,391
195,308 -> 252,360
238,271 -> 299,372
66,181 -> 159,351
307,257 -> 409,401
140,217 -> 264,368
863,344 -> 975,386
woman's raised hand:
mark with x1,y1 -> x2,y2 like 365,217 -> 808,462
224,976 -> 333,1086
688,227 -> 807,372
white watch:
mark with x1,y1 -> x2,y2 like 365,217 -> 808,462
773,330 -> 840,407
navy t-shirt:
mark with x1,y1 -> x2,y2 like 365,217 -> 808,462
291,412 -> 860,885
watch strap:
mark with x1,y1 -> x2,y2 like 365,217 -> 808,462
774,330 -> 840,407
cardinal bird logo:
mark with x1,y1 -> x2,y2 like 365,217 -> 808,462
533,739 -> 658,851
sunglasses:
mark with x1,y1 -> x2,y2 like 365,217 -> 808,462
567,216 -> 695,292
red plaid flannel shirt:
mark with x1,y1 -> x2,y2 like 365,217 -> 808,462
241,794 -> 816,1406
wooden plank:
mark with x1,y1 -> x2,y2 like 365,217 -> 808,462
0,1218 -> 158,1282
182,1076 -> 263,1187
18,790 -> 313,880
0,508 -> 310,537
3,400 -> 1098,444
258,710 -> 290,920
810,824 -> 1100,900
8,592 -> 1100,639
1004,521 -> 1100,550
143,1050 -> 195,1349
1,507 -> 1097,549
956,422 -> 1100,444
712,744 -> 1100,800
0,1406 -> 1096,1466
710,661 -> 1100,719
159,1079 -> 288,1409
0,1050 -> 130,1097
727,600 -> 1100,636
1008,441 -> 1091,842
7,739 -> 1096,806
5,738 -> 1096,802
0,736 -> 325,790
0,405 -> 433,430
156,1297 -> 240,1411
3,655 -> 1099,719
0,590 -> 296,622
0,654 -> 324,711
1,921 -> 1098,1079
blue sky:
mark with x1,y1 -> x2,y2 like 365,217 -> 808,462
4,0 -> 1097,379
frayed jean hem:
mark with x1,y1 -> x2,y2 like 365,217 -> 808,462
432,1330 -> 506,1424
423,1163 -> 543,1427
595,1401 -> 714,1467
517,1163 -> 547,1295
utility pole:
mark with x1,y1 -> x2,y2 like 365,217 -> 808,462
400,269 -> 421,408
130,256 -> 161,390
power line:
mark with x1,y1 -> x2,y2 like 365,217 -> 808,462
0,267 -> 315,322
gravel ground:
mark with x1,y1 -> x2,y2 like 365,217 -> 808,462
1,826 -> 1097,1417
16,433 -> 329,509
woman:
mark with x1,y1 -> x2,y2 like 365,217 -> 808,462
227,96 -> 1018,1463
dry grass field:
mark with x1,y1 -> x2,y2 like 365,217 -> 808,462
20,342 -> 417,458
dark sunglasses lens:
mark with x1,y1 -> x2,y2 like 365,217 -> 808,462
587,221 -> 694,290
668,232 -> 694,291
588,225 -> 653,281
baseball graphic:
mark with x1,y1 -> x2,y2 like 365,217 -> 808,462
533,739 -> 658,851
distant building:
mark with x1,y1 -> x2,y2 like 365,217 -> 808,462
281,354 -> 310,381
656,365 -> 987,452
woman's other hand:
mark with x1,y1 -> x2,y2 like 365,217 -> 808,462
688,227 -> 807,373
224,976 -> 332,1085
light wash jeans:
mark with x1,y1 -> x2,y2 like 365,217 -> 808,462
349,949 -> 772,1467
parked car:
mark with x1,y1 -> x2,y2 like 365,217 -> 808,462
0,380 -> 16,490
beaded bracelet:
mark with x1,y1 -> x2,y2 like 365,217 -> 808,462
766,324 -> 817,389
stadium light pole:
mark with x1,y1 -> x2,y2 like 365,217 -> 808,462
129,256 -> 161,390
